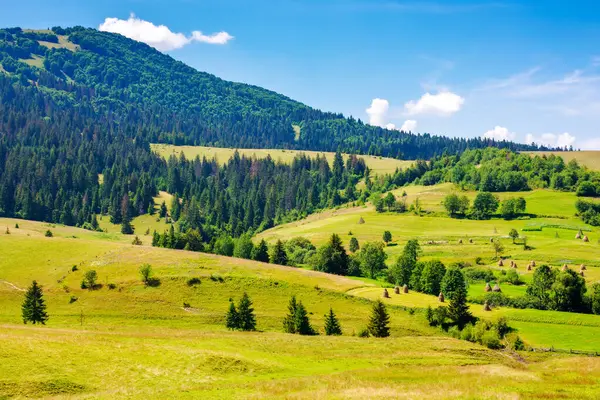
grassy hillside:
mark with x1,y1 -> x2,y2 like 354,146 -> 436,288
524,151 -> 600,171
151,144 -> 413,176
2,218 -> 600,398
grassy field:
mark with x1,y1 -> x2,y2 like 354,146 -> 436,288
523,151 -> 600,171
2,219 -> 600,398
151,144 -> 413,176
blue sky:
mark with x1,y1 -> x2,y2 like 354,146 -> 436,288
2,0 -> 600,149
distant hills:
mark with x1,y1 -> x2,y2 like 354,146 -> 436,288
0,26 -> 550,159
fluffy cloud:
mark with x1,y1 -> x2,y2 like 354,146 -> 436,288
525,132 -> 576,148
366,98 -> 391,127
99,14 -> 233,51
400,120 -> 417,132
404,91 -> 464,116
483,126 -> 516,141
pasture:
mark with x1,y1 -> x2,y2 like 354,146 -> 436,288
523,151 -> 600,171
151,144 -> 413,176
2,219 -> 600,398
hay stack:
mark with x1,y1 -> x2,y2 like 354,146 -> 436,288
358,217 -> 365,224
469,238 -> 473,244
580,271 -> 585,277
492,284 -> 501,293
383,288 -> 390,298
484,283 -> 492,292
576,231 -> 582,239
513,263 -> 518,269
562,264 -> 569,271
483,301 -> 492,312
458,239 -> 463,244
490,238 -> 494,243
531,261 -> 536,267
394,286 -> 400,294
403,284 -> 409,294
580,264 -> 587,271
510,260 -> 515,268
498,259 -> 504,267
527,264 -> 532,271
583,235 -> 590,243
438,292 -> 445,303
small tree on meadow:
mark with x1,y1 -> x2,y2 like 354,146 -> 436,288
159,201 -> 168,218
82,270 -> 98,290
509,229 -> 519,244
492,239 -> 504,259
367,300 -> 390,338
382,230 -> 392,245
283,296 -> 298,333
139,264 -> 153,285
324,307 -> 342,336
225,300 -> 239,330
446,271 -> 473,329
294,301 -> 316,335
237,292 -> 257,331
22,281 -> 48,325
269,239 -> 288,266
349,237 -> 360,253
251,239 -> 270,263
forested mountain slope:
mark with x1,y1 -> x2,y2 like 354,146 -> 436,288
0,26 -> 549,159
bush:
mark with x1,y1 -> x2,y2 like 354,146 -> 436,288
481,330 -> 502,349
71,265 -> 78,272
463,268 -> 496,283
357,328 -> 370,338
69,295 -> 78,304
107,283 -> 117,290
45,230 -> 53,237
187,277 -> 201,286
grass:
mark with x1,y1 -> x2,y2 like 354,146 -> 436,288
3,219 -> 600,397
524,151 -> 600,171
151,144 -> 413,176
19,54 -> 45,68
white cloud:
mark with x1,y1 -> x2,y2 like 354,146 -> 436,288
385,123 -> 397,130
483,126 -> 516,141
366,98 -> 391,127
99,14 -> 233,51
525,132 -> 576,148
580,138 -> 600,150
404,91 -> 464,116
400,120 -> 417,132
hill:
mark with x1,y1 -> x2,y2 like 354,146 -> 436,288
2,218 -> 600,398
0,26 -> 547,159
151,144 -> 413,176
524,151 -> 600,171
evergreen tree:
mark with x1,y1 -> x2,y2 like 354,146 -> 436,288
159,201 -> 168,218
447,271 -> 473,328
225,300 -> 239,330
237,292 -> 257,331
324,307 -> 342,335
283,296 -> 298,334
21,281 -> 48,325
269,239 -> 288,265
367,300 -> 390,338
252,239 -> 270,263
294,301 -> 316,335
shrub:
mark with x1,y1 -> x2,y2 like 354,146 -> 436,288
481,330 -> 502,349
357,328 -> 370,338
107,283 -> 117,290
463,268 -> 495,283
69,295 -> 78,304
45,230 -> 53,237
187,277 -> 201,286
71,265 -> 78,272
183,302 -> 191,308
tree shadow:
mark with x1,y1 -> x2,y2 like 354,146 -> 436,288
146,277 -> 161,287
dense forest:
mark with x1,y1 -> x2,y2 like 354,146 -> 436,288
0,26 -> 551,162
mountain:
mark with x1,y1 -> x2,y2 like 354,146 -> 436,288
0,26 -> 548,160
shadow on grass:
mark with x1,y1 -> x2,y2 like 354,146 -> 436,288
145,278 -> 161,287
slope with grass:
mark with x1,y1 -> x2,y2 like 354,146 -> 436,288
151,144 -> 413,176
524,151 -> 600,171
2,218 -> 600,398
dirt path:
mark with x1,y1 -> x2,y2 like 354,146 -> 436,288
0,280 -> 25,291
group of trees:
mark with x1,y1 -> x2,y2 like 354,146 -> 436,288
575,199 -> 600,226
442,192 -> 526,220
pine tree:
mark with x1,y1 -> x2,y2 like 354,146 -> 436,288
237,292 -> 257,331
251,239 -> 270,263
367,300 -> 390,338
159,201 -> 168,218
21,281 -> 48,325
269,239 -> 288,265
225,300 -> 239,330
294,301 -> 316,335
324,307 -> 342,335
447,285 -> 473,329
283,296 -> 298,333
349,237 -> 359,253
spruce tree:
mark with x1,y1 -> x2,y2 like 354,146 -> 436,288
225,300 -> 239,330
367,300 -> 390,338
269,239 -> 288,265
237,292 -> 257,331
252,239 -> 270,263
447,285 -> 473,329
21,281 -> 48,325
324,307 -> 342,335
294,301 -> 316,335
283,296 -> 298,333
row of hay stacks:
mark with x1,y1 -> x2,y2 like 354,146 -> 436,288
575,229 -> 590,242
484,283 -> 502,293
